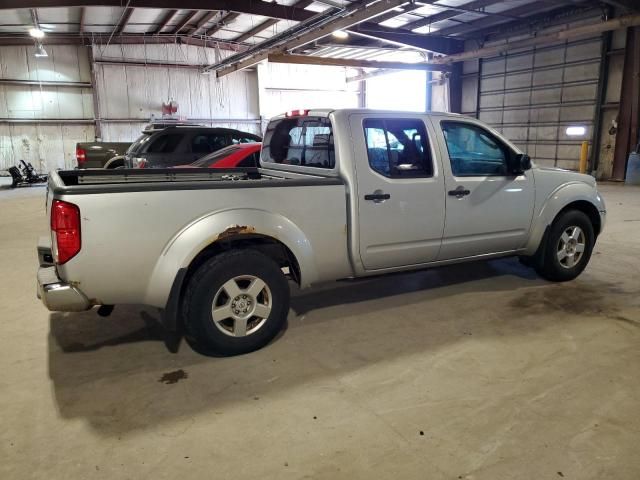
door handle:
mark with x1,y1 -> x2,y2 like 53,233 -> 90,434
364,192 -> 391,202
448,186 -> 471,198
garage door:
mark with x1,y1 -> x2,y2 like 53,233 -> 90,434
478,37 -> 602,170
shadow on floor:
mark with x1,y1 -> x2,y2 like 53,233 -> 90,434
47,257 -> 626,437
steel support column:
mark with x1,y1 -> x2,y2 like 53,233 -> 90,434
612,26 -> 640,180
449,62 -> 463,114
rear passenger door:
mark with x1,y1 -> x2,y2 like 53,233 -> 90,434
349,114 -> 446,270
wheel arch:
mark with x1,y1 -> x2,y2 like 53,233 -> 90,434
104,155 -> 125,169
524,182 -> 604,255
145,208 -> 317,326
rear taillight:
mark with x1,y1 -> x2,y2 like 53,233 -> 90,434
51,200 -> 81,264
76,147 -> 86,164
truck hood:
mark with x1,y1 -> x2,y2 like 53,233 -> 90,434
533,165 -> 596,188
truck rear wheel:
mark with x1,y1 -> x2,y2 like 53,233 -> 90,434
182,249 -> 290,356
535,210 -> 595,282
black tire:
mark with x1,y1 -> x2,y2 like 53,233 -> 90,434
182,249 -> 290,356
535,210 -> 595,282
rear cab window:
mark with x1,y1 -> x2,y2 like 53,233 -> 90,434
261,116 -> 334,169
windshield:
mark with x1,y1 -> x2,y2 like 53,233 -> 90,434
126,133 -> 152,154
191,145 -> 242,167
261,116 -> 334,169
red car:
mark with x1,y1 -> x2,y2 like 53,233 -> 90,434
179,142 -> 261,168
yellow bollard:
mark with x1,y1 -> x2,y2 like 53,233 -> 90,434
579,141 -> 588,174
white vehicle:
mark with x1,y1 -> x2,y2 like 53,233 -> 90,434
37,109 -> 606,356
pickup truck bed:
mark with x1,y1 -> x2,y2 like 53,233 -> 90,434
44,167 -> 350,312
53,167 -> 341,193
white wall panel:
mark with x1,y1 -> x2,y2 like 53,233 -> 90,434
0,123 -> 94,171
257,62 -> 358,120
0,45 -> 94,173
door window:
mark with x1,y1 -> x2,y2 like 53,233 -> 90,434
208,134 -> 229,151
232,135 -> 259,144
191,134 -> 229,154
191,135 -> 212,154
363,119 -> 433,178
146,134 -> 182,153
441,122 -> 508,176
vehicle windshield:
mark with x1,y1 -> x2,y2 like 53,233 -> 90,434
126,133 -> 152,154
191,145 -> 242,167
261,116 -> 334,169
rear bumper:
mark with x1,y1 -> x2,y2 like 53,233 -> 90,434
37,267 -> 91,312
36,238 -> 91,312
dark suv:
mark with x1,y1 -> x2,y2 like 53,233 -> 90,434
124,126 -> 261,168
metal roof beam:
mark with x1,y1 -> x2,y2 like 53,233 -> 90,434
431,12 -> 640,64
402,0 -> 502,31
433,1 -> 562,37
234,0 -> 314,43
205,12 -> 240,36
188,10 -> 220,36
0,32 -> 246,51
153,9 -> 177,34
79,7 -> 86,34
114,7 -> 135,35
171,10 -> 198,34
459,4 -> 597,40
213,0 -> 415,76
600,0 -> 640,13
0,0 -> 320,22
350,23 -> 462,54
268,53 -> 451,71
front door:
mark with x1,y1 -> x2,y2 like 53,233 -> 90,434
432,118 -> 535,260
349,114 -> 446,270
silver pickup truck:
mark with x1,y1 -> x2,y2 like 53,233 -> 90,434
38,108 -> 606,356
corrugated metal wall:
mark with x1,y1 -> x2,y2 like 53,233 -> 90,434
0,45 -> 94,171
476,37 -> 602,170
1,43 -> 359,173
93,44 -> 261,140
257,62 -> 358,130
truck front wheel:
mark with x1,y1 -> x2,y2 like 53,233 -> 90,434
182,250 -> 290,356
535,210 -> 595,282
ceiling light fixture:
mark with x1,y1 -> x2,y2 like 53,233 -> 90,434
34,44 -> 48,58
29,28 -> 45,39
332,30 -> 349,39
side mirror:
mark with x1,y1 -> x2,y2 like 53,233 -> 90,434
511,153 -> 531,174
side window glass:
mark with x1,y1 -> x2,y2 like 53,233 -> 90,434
233,136 -> 257,144
192,135 -> 212,154
147,134 -> 181,153
208,134 -> 228,151
363,118 -> 433,178
441,122 -> 507,176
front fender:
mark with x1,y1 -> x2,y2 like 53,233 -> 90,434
143,208 -> 318,307
524,182 -> 605,255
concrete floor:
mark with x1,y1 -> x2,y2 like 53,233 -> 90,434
1,180 -> 639,480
